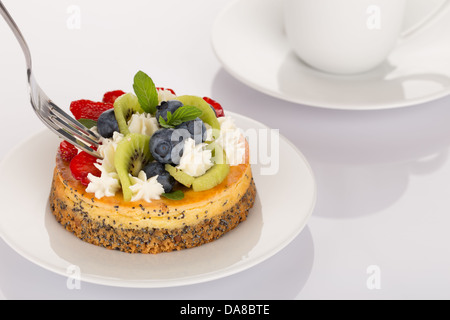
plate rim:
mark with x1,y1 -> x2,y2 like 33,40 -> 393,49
0,113 -> 317,288
211,0 -> 450,111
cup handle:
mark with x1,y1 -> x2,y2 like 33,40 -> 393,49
400,0 -> 450,40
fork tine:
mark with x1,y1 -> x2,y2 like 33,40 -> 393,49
1,2 -> 102,160
28,73 -> 101,147
50,114 -> 101,148
48,101 -> 102,144
55,128 -> 100,158
30,100 -> 100,158
34,109 -> 101,158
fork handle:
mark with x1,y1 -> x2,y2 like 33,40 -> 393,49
0,1 -> 32,72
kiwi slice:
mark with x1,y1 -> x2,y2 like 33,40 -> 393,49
166,144 -> 230,192
192,163 -> 230,192
165,164 -> 195,188
165,161 -> 229,192
114,133 -> 152,201
175,95 -> 221,137
114,93 -> 144,135
192,145 -> 230,192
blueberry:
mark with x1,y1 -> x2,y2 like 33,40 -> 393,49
143,161 -> 166,177
97,109 -> 119,138
155,100 -> 183,123
156,173 -> 175,193
143,162 -> 174,193
170,128 -> 191,165
149,128 -> 188,164
176,118 -> 207,144
149,129 -> 175,164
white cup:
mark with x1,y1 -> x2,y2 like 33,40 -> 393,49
283,0 -> 450,74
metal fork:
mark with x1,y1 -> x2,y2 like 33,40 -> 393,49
0,1 -> 101,158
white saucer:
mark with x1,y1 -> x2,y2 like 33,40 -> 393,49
211,0 -> 450,110
0,113 -> 316,288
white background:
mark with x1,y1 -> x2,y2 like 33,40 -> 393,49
1,0 -> 450,299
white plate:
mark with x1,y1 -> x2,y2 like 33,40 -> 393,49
211,0 -> 450,110
0,113 -> 316,288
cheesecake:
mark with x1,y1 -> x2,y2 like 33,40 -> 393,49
50,143 -> 255,254
48,71 -> 256,254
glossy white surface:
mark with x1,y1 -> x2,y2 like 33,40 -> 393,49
283,0 -> 407,74
212,0 -> 450,109
1,0 -> 450,299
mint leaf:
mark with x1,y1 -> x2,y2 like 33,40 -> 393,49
173,106 -> 202,122
166,110 -> 173,124
78,118 -> 97,129
158,106 -> 203,128
162,190 -> 185,200
158,116 -> 171,129
133,71 -> 158,115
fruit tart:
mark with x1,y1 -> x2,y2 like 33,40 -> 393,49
49,71 -> 256,254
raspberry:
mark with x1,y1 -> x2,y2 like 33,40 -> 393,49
59,141 -> 78,162
102,90 -> 126,104
156,87 -> 176,95
69,151 -> 101,186
203,97 -> 225,118
70,100 -> 113,121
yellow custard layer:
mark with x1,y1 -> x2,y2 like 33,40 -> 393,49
53,144 -> 252,231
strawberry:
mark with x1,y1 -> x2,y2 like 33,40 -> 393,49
70,100 -> 113,121
156,87 -> 176,95
69,151 -> 101,186
102,90 -> 126,104
203,97 -> 225,118
59,141 -> 78,162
